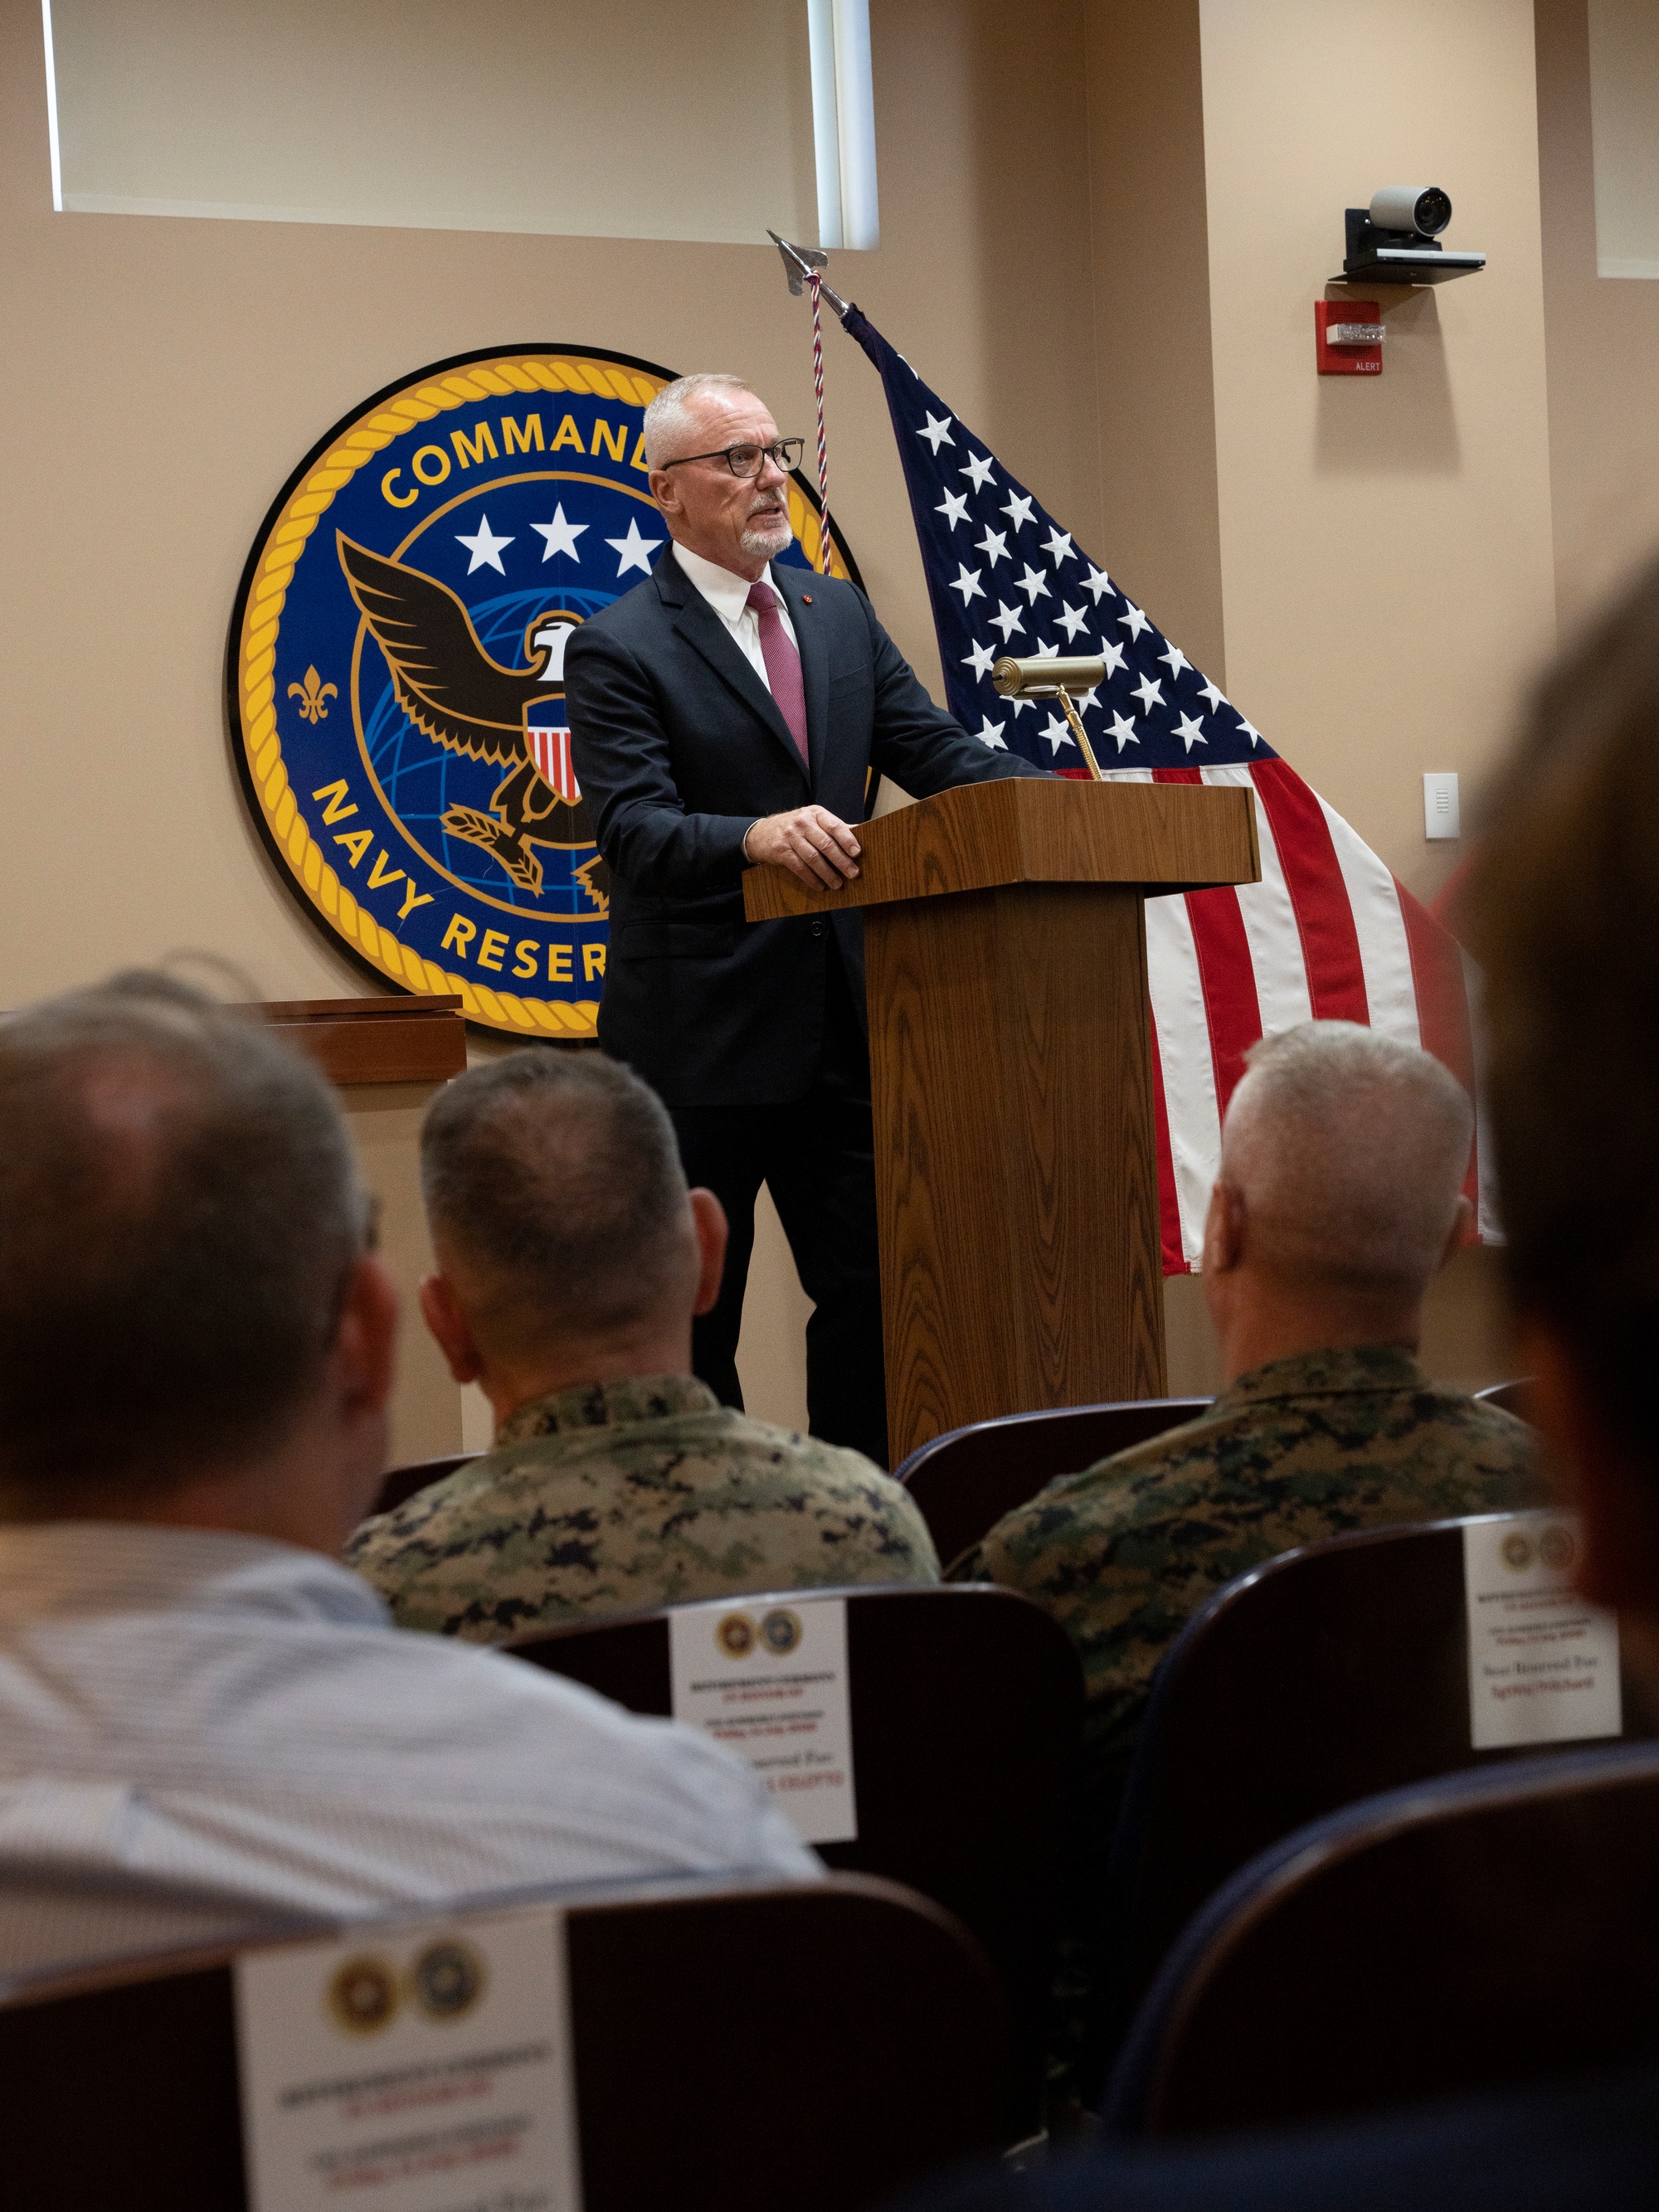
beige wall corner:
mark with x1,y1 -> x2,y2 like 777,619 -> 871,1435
1198,0 -> 1556,904
1535,0 -> 1659,627
1083,0 -> 1227,683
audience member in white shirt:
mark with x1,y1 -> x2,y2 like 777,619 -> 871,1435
0,973 -> 815,1979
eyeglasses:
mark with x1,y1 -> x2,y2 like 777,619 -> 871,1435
659,438 -> 805,480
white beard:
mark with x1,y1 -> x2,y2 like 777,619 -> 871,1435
740,508 -> 793,560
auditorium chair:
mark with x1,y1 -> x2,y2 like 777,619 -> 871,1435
1474,1377 -> 1537,1420
506,1582 -> 1082,2134
893,1398 -> 1211,1568
367,1449 -> 479,1518
1104,1740 -> 1659,2137
1084,1514 -> 1659,2099
0,1871 -> 1009,2210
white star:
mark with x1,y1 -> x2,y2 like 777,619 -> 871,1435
1099,639 -> 1127,678
1132,673 -> 1164,713
1119,601 -> 1152,640
1008,694 -> 1034,717
988,600 -> 1025,643
1042,526 -> 1074,566
1075,687 -> 1100,712
1001,493 -> 1036,532
606,518 -> 663,576
1055,601 -> 1090,642
1173,712 -> 1208,752
1199,678 -> 1226,712
947,564 -> 985,605
974,715 -> 1009,750
936,488 -> 971,528
961,451 -> 996,490
1235,714 -> 1262,748
1082,563 -> 1114,603
1160,644 -> 1191,681
918,411 -> 956,454
1040,712 -> 1077,756
1029,638 -> 1061,660
975,527 -> 1010,567
530,503 -> 587,562
1015,564 -> 1051,605
455,513 -> 514,575
963,639 -> 998,678
1107,711 -> 1141,752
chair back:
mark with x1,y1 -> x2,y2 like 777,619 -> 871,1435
0,1872 -> 1010,2208
1107,1741 -> 1659,2137
895,1398 -> 1211,1566
1474,1377 -> 1537,1420
368,1451 -> 479,1519
508,1583 -> 1082,2133
1092,1515 -> 1659,2091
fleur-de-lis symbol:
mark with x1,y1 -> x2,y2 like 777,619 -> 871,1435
289,665 -> 338,724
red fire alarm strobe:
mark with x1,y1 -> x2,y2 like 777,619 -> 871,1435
1316,300 -> 1383,374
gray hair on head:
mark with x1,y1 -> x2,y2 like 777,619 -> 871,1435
0,972 -> 372,1495
642,372 -> 756,468
1220,1021 -> 1473,1295
420,1051 -> 692,1363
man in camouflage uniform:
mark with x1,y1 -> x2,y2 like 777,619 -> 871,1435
951,1022 -> 1534,2100
348,1052 -> 936,1641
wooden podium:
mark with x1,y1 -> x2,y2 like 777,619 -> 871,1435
743,778 -> 1260,1463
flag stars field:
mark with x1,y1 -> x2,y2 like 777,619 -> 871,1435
961,452 -> 996,490
1173,712 -> 1208,753
948,565 -> 985,605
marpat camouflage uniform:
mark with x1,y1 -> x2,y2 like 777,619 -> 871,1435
347,1373 -> 938,1642
950,1344 -> 1538,1830
950,1342 -> 1537,2109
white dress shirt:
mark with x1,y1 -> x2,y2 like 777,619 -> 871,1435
672,541 -> 800,691
0,1523 -> 817,1981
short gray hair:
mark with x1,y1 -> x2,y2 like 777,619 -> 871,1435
421,1053 -> 691,1358
0,974 -> 371,1494
1221,1021 -> 1474,1294
642,373 -> 756,468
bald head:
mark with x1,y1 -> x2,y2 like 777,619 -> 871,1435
641,373 -> 757,468
1219,1023 -> 1473,1301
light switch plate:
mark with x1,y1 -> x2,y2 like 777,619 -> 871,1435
1424,771 -> 1460,841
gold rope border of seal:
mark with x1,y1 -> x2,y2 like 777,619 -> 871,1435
238,352 -> 849,1041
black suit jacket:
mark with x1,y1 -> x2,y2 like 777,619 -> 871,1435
563,546 -> 1046,1108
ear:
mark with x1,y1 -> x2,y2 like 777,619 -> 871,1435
332,1253 -> 399,1421
1518,1315 -> 1659,1613
688,1188 -> 730,1319
418,1273 -> 486,1386
1438,1194 -> 1475,1271
1202,1180 -> 1247,1275
648,467 -> 681,522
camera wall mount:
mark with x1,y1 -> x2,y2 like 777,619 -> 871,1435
1335,187 -> 1486,287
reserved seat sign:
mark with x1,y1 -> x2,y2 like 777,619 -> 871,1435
1462,1510 -> 1623,1751
668,1594 -> 857,1845
236,1903 -> 581,2211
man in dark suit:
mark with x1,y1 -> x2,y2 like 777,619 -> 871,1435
564,372 -> 1044,1466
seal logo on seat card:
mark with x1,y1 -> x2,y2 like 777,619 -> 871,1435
229,345 -> 855,1043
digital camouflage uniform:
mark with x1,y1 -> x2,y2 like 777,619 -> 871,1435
347,1373 -> 939,1642
949,1342 -> 1538,2107
951,1343 -> 1537,1831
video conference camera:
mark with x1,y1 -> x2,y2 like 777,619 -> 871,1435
1340,187 -> 1485,285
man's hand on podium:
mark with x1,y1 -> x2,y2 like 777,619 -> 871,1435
743,805 -> 862,891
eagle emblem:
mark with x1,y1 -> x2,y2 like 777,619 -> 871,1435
337,532 -> 609,911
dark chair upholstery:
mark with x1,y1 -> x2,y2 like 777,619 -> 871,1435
1089,1515 -> 1659,2098
0,1873 -> 1011,2209
1474,1377 -> 1537,1420
367,1451 -> 479,1519
508,1583 -> 1083,2134
1105,1741 -> 1659,2138
894,1398 -> 1212,1568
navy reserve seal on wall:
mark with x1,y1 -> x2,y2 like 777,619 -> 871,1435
228,346 -> 857,1043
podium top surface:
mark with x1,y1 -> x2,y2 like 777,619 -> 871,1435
742,775 -> 1260,921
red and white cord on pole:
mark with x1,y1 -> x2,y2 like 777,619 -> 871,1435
808,271 -> 833,574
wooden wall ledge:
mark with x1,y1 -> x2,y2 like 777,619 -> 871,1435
251,996 -> 466,1087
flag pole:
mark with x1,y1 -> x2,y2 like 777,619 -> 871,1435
768,231 -> 849,577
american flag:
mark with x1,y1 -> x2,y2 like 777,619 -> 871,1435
844,305 -> 1495,1272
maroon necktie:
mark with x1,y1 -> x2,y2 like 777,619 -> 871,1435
747,581 -> 810,766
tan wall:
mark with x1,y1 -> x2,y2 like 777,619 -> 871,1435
1196,0 -> 1557,908
1536,0 -> 1659,628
